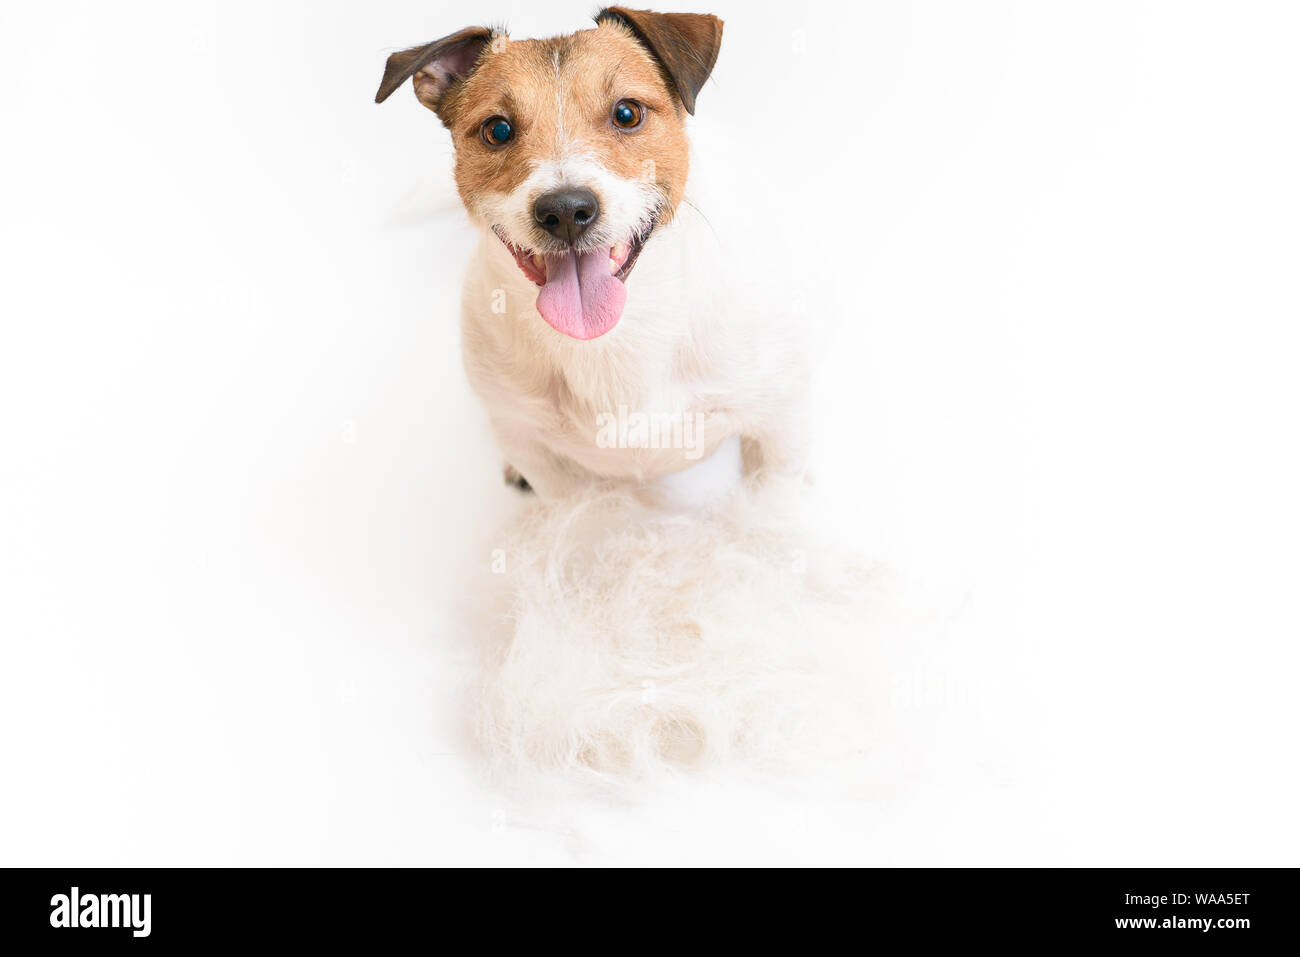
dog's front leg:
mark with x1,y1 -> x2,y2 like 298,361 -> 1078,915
494,437 -> 590,500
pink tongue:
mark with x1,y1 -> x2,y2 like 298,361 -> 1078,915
535,248 -> 626,340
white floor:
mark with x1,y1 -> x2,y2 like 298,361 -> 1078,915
2,2 -> 1297,866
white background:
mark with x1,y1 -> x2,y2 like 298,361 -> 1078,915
2,0 -> 1297,865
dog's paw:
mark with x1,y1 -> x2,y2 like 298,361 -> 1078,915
503,464 -> 533,493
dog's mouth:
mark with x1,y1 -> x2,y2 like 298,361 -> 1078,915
492,218 -> 656,341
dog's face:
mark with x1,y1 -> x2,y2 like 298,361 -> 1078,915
376,8 -> 723,340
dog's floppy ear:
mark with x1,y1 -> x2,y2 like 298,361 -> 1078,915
595,7 -> 723,115
374,27 -> 497,117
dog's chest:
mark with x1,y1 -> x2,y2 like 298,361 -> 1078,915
461,227 -> 732,476
488,349 -> 727,480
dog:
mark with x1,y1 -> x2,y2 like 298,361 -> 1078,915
376,8 -> 811,504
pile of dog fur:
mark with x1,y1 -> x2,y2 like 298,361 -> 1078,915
472,477 -> 882,785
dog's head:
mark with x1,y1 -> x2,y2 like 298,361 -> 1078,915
376,8 -> 723,340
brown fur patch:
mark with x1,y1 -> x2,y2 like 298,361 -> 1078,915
596,7 -> 723,116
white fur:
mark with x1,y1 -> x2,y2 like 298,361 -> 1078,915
474,477 -> 880,786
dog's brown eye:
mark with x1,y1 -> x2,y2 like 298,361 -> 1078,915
612,100 -> 643,131
481,116 -> 513,147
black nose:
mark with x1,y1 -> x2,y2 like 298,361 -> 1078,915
533,187 -> 600,244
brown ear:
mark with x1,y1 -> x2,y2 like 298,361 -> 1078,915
374,27 -> 496,117
595,8 -> 723,115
